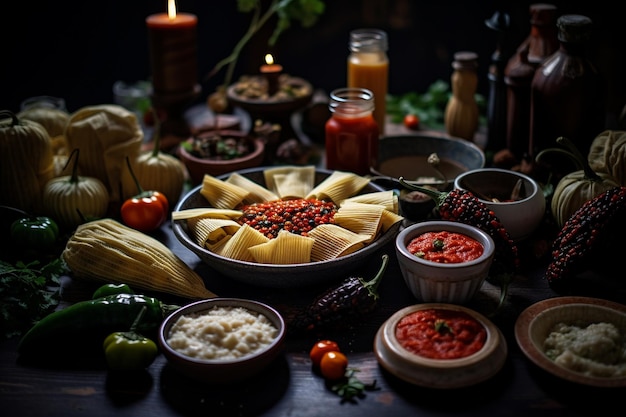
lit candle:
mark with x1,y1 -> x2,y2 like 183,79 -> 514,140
146,0 -> 198,96
260,54 -> 283,96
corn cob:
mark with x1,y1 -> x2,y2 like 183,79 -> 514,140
62,218 -> 217,299
545,186 -> 626,293
398,179 -> 520,279
288,254 -> 388,333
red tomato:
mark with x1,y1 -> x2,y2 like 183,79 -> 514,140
404,114 -> 420,130
121,191 -> 169,232
320,351 -> 348,380
309,340 -> 340,368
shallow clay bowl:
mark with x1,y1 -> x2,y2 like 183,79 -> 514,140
374,303 -> 507,389
515,296 -> 626,387
177,130 -> 265,185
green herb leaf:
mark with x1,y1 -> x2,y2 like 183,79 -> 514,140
330,368 -> 379,403
0,257 -> 67,339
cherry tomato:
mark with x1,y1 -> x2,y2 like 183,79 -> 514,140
320,351 -> 348,380
403,114 -> 420,130
309,340 -> 341,368
120,191 -> 169,232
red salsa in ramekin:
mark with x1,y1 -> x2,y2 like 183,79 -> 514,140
406,231 -> 483,263
395,308 -> 487,359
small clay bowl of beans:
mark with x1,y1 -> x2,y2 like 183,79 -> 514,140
374,303 -> 508,389
395,220 -> 495,304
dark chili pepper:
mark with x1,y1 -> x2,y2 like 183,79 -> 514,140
289,254 -> 388,333
103,306 -> 158,371
18,293 -> 180,359
92,283 -> 135,299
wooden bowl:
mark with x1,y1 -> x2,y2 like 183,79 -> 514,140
178,130 -> 265,185
374,303 -> 507,389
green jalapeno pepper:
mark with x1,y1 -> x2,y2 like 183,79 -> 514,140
92,283 -> 135,299
103,306 -> 158,371
18,293 -> 180,360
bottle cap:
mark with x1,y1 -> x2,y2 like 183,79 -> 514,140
349,29 -> 388,52
452,52 -> 478,70
557,14 -> 592,43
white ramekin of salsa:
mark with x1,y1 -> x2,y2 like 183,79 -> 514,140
374,303 -> 508,389
395,220 -> 495,304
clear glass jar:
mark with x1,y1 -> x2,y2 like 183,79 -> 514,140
347,29 -> 388,136
325,88 -> 379,175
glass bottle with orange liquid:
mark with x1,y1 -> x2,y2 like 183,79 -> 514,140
347,29 -> 389,136
325,88 -> 379,175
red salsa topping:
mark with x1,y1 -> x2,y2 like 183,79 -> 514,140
395,308 -> 487,359
237,198 -> 338,239
407,231 -> 483,263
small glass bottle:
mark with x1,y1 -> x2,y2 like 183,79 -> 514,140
325,88 -> 379,175
347,29 -> 389,136
444,51 -> 479,141
504,3 -> 558,160
529,14 -> 605,159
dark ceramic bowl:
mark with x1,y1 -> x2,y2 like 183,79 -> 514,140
172,167 -> 401,288
376,134 -> 486,187
159,298 -> 286,384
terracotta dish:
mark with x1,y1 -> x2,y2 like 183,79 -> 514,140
515,296 -> 626,387
374,303 -> 507,389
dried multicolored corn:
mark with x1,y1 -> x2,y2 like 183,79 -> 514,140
545,186 -> 626,293
398,179 -> 520,279
289,254 -> 388,332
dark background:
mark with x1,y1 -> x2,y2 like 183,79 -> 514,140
2,0 -> 624,126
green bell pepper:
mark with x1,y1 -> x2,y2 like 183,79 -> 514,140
92,283 -> 135,299
103,306 -> 158,371
10,216 -> 59,250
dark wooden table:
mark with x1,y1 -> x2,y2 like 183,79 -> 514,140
2,212 -> 626,417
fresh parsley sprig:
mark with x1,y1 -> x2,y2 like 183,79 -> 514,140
0,258 -> 67,339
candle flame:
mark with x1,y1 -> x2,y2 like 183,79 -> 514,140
265,54 -> 275,65
168,0 -> 177,19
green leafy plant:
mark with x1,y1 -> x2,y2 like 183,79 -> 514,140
387,79 -> 486,130
0,258 -> 67,339
206,0 -> 326,111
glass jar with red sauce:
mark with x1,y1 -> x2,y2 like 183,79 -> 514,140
325,87 -> 379,176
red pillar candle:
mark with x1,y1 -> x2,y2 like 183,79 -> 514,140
260,54 -> 283,96
146,2 -> 198,96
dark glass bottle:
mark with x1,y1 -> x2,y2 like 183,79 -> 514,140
484,10 -> 510,152
529,14 -> 605,160
504,3 -> 558,160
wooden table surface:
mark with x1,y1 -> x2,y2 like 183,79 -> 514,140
2,211 -> 625,417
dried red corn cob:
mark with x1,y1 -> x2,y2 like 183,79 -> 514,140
398,179 -> 520,280
545,186 -> 626,293
289,254 -> 388,332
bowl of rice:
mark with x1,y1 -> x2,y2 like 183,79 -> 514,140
158,298 -> 286,384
